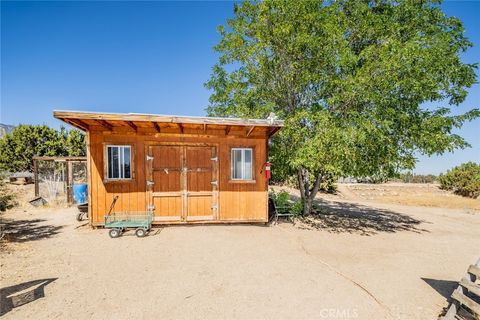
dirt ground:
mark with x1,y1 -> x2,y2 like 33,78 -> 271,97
1,183 -> 479,319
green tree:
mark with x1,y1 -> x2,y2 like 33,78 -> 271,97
61,127 -> 87,157
0,125 -> 86,172
206,0 -> 478,214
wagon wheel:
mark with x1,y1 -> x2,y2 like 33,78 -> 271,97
76,213 -> 84,222
109,229 -> 121,238
135,228 -> 146,238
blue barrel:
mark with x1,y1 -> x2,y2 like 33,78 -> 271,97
73,184 -> 88,204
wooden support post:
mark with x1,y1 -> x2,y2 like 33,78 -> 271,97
225,126 -> 232,136
66,161 -> 74,204
246,126 -> 255,137
34,159 -> 39,197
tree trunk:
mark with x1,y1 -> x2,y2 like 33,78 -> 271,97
297,167 -> 323,215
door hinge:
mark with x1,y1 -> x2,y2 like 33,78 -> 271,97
210,180 -> 218,186
147,180 -> 154,186
146,155 -> 154,161
211,204 -> 218,210
210,156 -> 218,161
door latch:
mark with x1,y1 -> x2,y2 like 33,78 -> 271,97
210,180 -> 218,186
146,155 -> 154,161
210,156 -> 218,161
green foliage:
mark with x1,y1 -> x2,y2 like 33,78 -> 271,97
269,189 -> 290,208
206,0 -> 478,214
269,189 -> 304,216
398,173 -> 437,183
0,174 -> 15,212
439,162 -> 480,198
290,199 -> 304,216
65,129 -> 87,157
0,125 -> 86,172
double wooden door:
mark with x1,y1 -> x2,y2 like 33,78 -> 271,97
147,145 -> 218,222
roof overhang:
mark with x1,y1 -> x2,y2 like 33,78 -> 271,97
53,110 -> 284,137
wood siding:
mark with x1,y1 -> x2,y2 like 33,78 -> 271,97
88,127 -> 268,225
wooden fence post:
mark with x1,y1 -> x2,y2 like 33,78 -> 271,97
66,161 -> 73,204
34,159 -> 39,197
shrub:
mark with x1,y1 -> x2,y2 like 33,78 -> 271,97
290,199 -> 304,216
0,174 -> 15,212
439,162 -> 480,198
270,190 -> 291,208
269,189 -> 306,217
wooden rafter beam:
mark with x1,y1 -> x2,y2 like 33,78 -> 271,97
125,121 -> 137,131
178,123 -> 184,133
63,118 -> 89,131
225,126 -> 232,135
268,127 -> 280,137
152,122 -> 161,133
203,123 -> 207,133
96,120 -> 113,130
246,126 -> 255,137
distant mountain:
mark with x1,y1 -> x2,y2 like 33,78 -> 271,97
0,123 -> 15,138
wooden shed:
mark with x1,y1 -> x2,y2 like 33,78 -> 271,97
53,110 -> 283,225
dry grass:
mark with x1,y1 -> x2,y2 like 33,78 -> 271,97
339,183 -> 480,211
4,183 -> 68,211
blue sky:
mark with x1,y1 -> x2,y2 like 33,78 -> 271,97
1,1 -> 479,174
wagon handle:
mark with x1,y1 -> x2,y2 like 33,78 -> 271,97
108,196 -> 119,215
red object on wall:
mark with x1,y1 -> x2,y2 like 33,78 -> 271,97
264,162 -> 271,180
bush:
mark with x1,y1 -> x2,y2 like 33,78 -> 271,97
0,174 -> 15,212
439,162 -> 480,198
270,190 -> 291,208
269,189 -> 303,216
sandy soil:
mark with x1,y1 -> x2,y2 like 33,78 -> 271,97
1,185 -> 479,319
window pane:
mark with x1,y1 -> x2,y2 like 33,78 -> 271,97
108,147 -> 114,178
110,147 -> 120,179
232,149 -> 242,179
231,148 -> 253,180
123,147 -> 131,178
244,149 -> 252,180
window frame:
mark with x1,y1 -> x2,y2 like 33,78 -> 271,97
230,147 -> 255,182
104,144 -> 134,182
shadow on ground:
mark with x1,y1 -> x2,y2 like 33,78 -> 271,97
0,218 -> 63,243
422,278 -> 458,299
296,200 -> 428,236
0,278 -> 57,316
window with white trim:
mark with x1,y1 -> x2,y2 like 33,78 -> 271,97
107,145 -> 131,179
231,148 -> 253,180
